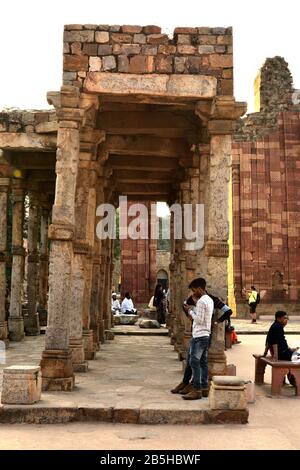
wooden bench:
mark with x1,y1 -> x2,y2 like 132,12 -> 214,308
253,345 -> 300,396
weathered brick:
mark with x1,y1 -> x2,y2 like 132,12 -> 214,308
82,43 -> 98,55
83,24 -> 98,30
222,69 -> 233,79
95,31 -> 109,43
64,30 -> 94,43
121,25 -> 142,33
109,25 -> 121,32
198,45 -> 214,54
176,34 -> 191,45
155,55 -> 173,73
143,25 -> 161,34
63,43 -> 70,54
119,44 -> 141,55
177,45 -> 196,55
158,45 -> 176,55
174,57 -> 186,73
227,46 -> 233,54
133,33 -> 146,44
64,54 -> 89,71
129,55 -> 148,73
98,45 -> 113,55
186,56 -> 203,73
212,27 -> 226,34
197,27 -> 211,34
102,55 -> 116,71
65,25 -> 83,31
111,33 -> 133,44
209,54 -> 233,68
174,27 -> 198,34
118,55 -> 129,72
141,45 -> 158,55
97,25 -> 110,31
63,72 -> 77,81
214,45 -> 226,53
78,71 -> 87,78
219,79 -> 233,94
147,34 -> 169,45
89,56 -> 102,72
217,35 -> 232,45
197,35 -> 217,45
71,42 -> 82,55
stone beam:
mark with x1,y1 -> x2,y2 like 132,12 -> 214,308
26,170 -> 56,182
103,135 -> 190,158
118,183 -> 171,195
84,73 -> 217,101
0,133 -> 57,151
113,170 -> 182,182
107,155 -> 190,171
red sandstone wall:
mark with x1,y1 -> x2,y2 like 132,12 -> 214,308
232,111 -> 300,305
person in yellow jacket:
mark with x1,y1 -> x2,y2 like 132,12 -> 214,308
243,286 -> 259,323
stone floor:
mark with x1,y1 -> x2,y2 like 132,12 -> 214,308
233,318 -> 300,334
1,323 -> 300,425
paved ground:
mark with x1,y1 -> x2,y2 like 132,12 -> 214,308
233,318 -> 300,334
1,328 -> 300,449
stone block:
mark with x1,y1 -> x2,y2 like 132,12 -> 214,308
89,57 -> 102,72
245,381 -> 255,403
143,25 -> 161,34
177,45 -> 196,55
209,54 -> 233,68
111,33 -> 133,44
176,34 -> 191,45
134,33 -> 146,44
142,45 -> 158,55
95,31 -> 109,43
114,314 -> 139,325
209,376 -> 247,411
226,364 -> 236,376
82,43 -> 98,55
118,55 -> 129,72
98,45 -> 113,56
139,319 -> 161,329
64,30 -> 94,43
64,54 -> 89,72
1,365 -> 41,404
121,25 -> 142,33
147,34 -> 169,45
198,45 -> 214,54
102,56 -> 116,71
155,55 -> 173,73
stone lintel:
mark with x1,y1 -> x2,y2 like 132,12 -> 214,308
205,241 -> 229,258
208,119 -> 235,135
48,224 -> 74,241
0,133 -> 57,151
84,72 -> 217,101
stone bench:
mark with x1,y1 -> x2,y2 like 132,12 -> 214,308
113,314 -> 139,325
253,353 -> 300,396
1,365 -> 41,404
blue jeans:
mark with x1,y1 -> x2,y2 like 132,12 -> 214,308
183,336 -> 210,390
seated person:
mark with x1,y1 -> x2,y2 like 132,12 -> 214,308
121,292 -> 137,315
111,293 -> 121,314
264,310 -> 299,385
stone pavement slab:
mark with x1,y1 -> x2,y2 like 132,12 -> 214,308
233,319 -> 300,334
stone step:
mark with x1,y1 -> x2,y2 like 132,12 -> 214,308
0,404 -> 248,425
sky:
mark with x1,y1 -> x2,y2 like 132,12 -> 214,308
0,0 -> 299,113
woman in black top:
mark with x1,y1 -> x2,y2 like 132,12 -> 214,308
154,283 -> 166,325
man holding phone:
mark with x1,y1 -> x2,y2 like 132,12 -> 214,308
171,277 -> 214,400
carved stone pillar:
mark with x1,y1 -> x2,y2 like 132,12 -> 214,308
38,207 -> 50,326
0,178 -> 10,343
69,246 -> 88,372
26,191 -> 40,336
8,180 -> 25,342
205,96 -> 247,377
40,86 -> 83,391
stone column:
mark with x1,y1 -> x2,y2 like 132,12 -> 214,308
205,96 -> 247,377
0,177 -> 10,344
8,180 -> 25,342
38,207 -> 50,326
69,248 -> 88,372
25,191 -> 40,335
40,86 -> 83,391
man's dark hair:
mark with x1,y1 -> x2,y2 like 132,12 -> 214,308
275,310 -> 288,320
251,286 -> 256,290
125,292 -> 131,299
188,278 -> 206,290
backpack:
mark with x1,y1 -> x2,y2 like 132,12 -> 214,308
256,292 -> 260,305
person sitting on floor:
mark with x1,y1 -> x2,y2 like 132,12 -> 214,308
121,292 -> 137,315
111,293 -> 121,315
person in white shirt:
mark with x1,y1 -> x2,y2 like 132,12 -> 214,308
171,277 -> 214,400
121,292 -> 137,314
111,293 -> 121,314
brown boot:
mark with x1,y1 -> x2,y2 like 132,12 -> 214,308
201,388 -> 210,398
179,383 -> 194,395
182,386 -> 202,400
170,381 -> 188,394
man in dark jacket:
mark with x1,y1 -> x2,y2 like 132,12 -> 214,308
264,311 -> 299,385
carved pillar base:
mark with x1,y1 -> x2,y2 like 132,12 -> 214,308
25,313 -> 40,336
83,329 -> 96,360
69,337 -> 88,372
8,317 -> 24,342
40,349 -> 74,391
